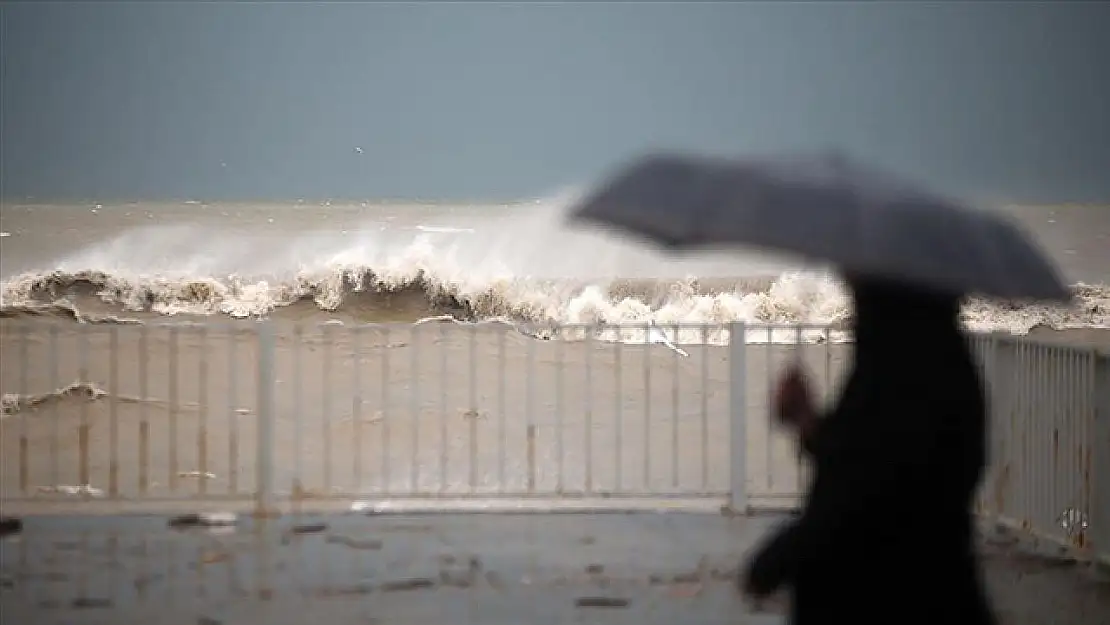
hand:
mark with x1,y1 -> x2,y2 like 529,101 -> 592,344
774,366 -> 815,432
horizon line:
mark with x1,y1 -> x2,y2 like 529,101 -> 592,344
3,196 -> 1108,210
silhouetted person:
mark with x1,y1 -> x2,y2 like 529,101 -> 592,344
741,277 -> 997,625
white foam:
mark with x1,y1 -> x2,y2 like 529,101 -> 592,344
416,225 -> 476,234
0,195 -> 1105,345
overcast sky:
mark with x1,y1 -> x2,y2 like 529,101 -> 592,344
2,2 -> 1107,202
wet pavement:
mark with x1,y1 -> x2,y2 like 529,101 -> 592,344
0,511 -> 787,625
2,510 -> 1106,625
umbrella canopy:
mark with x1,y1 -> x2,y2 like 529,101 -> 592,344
567,152 -> 1072,302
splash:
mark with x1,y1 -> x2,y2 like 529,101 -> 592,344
1,381 -> 109,418
0,380 -> 217,419
0,299 -> 143,325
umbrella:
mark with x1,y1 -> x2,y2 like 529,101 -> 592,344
566,152 -> 1071,302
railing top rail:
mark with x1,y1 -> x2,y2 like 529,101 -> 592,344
0,319 -> 772,332
3,318 -> 1106,357
973,331 -> 1108,355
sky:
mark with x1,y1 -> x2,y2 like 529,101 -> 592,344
1,1 -> 1108,202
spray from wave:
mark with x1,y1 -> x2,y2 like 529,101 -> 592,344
0,197 -> 1106,344
1,381 -> 110,418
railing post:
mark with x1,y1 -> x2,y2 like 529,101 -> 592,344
255,321 -> 278,518
984,335 -> 1015,524
728,322 -> 748,514
980,333 -> 1001,517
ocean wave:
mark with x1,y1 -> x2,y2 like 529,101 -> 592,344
0,300 -> 143,325
1,263 -> 1106,344
1,199 -> 1106,344
1,381 -> 110,418
0,380 -> 231,419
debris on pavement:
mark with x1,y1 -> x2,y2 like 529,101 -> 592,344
575,596 -> 630,608
313,583 -> 374,598
36,484 -> 105,497
168,512 -> 238,529
438,555 -> 483,588
379,577 -> 436,592
71,597 -> 114,609
1057,508 -> 1090,538
325,535 -> 383,550
199,550 -> 232,565
289,522 -> 328,535
665,583 -> 703,598
0,516 -> 22,537
177,471 -> 218,480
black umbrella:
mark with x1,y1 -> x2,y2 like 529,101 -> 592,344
567,152 -> 1071,302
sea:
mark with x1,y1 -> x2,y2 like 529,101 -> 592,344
0,196 -> 1107,345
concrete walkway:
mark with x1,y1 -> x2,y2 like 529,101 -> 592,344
0,512 -> 1105,625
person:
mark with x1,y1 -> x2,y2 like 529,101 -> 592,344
740,276 -> 997,625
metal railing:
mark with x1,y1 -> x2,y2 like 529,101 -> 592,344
735,330 -> 1108,565
1,319 -> 1105,563
1,321 -> 741,513
969,334 -> 1108,563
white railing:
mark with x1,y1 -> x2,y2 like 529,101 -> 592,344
0,322 -> 740,513
0,320 -> 1105,564
970,335 -> 1107,562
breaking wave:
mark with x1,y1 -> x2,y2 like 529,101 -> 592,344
0,200 -> 1106,345
2,381 -> 110,418
0,380 -> 243,420
2,266 -> 1106,344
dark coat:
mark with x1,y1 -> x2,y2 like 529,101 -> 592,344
743,279 -> 997,625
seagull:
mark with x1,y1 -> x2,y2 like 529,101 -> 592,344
353,147 -> 363,154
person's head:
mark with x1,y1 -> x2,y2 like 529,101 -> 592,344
842,274 -> 963,348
